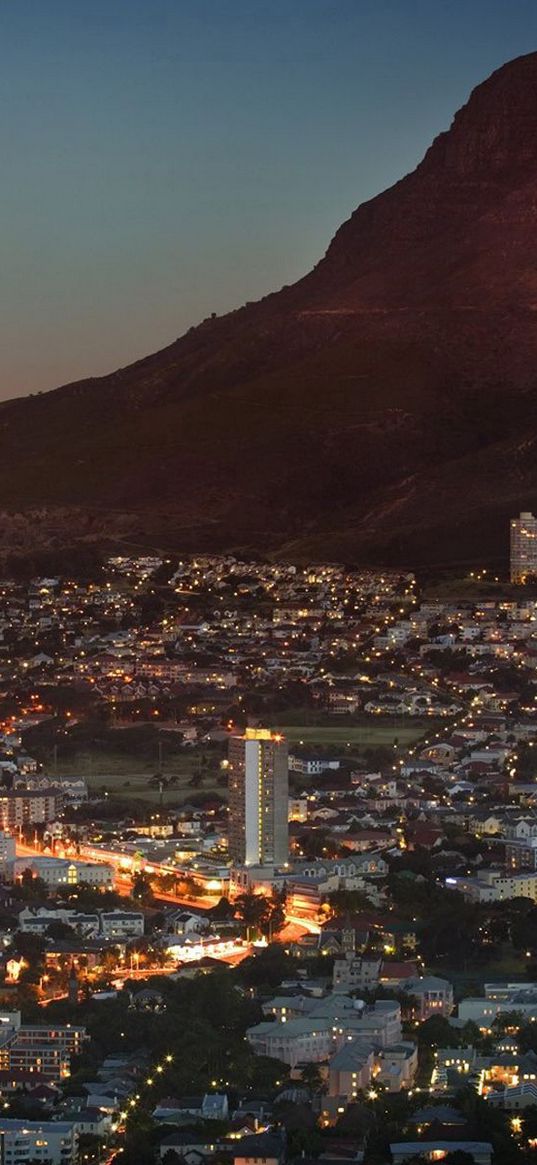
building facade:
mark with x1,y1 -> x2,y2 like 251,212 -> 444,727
511,512 -> 537,583
0,1120 -> 77,1165
0,1013 -> 87,1083
228,729 -> 288,866
0,789 -> 63,831
0,833 -> 15,871
12,857 -> 113,889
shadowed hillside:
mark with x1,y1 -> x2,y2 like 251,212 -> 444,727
4,54 -> 537,566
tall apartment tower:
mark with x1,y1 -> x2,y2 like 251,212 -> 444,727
510,511 -> 537,582
228,728 -> 288,867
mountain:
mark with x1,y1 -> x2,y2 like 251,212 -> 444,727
4,52 -> 537,568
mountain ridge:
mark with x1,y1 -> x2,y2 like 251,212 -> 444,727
4,53 -> 537,567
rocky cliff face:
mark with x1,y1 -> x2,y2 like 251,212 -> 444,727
4,53 -> 537,567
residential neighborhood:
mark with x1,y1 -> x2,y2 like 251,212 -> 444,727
0,555 -> 533,1160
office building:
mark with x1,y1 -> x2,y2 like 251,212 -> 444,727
510,512 -> 537,583
228,729 -> 288,866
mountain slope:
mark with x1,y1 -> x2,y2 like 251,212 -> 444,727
4,53 -> 537,566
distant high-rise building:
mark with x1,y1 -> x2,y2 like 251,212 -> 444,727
228,728 -> 288,867
510,511 -> 537,582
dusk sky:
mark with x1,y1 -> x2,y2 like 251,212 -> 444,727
3,0 -> 537,400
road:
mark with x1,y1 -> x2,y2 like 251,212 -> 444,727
15,842 -> 214,911
14,840 -> 257,974
15,841 -> 317,944
285,913 -> 320,935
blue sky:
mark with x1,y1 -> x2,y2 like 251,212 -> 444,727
2,0 -> 537,398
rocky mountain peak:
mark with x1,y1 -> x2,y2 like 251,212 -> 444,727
420,51 -> 537,180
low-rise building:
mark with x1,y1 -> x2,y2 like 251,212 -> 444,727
447,868 -> 537,903
0,1119 -> 77,1165
233,1131 -> 286,1165
12,857 -> 113,889
390,1142 -> 492,1165
459,986 -> 537,1028
333,954 -> 381,993
377,1042 -> 418,1091
19,906 -> 145,940
0,1012 -> 87,1083
327,1041 -> 375,1101
101,911 -> 144,938
486,1080 -> 537,1109
246,998 -> 400,1066
402,976 -> 454,1020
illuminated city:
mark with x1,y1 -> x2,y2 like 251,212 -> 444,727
3,3 -> 537,1162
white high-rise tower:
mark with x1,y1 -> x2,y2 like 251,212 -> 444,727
228,728 -> 288,867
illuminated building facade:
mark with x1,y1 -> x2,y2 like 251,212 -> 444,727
228,729 -> 288,866
0,1013 -> 87,1083
511,511 -> 537,583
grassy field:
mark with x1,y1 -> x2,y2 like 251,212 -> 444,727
430,944 -> 529,999
44,750 -> 224,806
39,714 -> 433,806
420,575 -> 514,600
270,720 -> 430,749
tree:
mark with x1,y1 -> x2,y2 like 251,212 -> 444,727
274,1100 -> 323,1157
260,891 -> 286,939
328,888 -> 372,915
460,1020 -> 481,1046
418,891 -> 481,964
519,1102 -> 537,1140
299,1062 -> 325,1095
122,1106 -> 155,1165
233,890 -> 286,940
491,1009 -> 525,1036
77,1132 -> 103,1163
454,1085 -> 522,1164
235,943 -> 298,988
417,1015 -> 462,1047
516,1021 -> 537,1054
335,1102 -> 373,1138
131,871 -> 154,904
208,896 -> 235,921
9,933 -> 46,982
297,827 -> 338,859
15,870 -> 47,902
234,892 -> 270,939
46,921 -> 76,941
